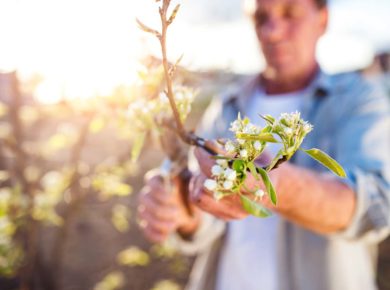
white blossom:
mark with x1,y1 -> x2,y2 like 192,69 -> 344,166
225,141 -> 236,153
230,120 -> 242,133
223,180 -> 233,190
211,165 -> 224,176
204,179 -> 217,191
284,127 -> 293,136
237,138 -> 245,145
224,168 -> 237,181
240,149 -> 248,159
303,122 -> 313,133
254,141 -> 262,151
216,159 -> 228,167
254,189 -> 265,198
243,123 -> 258,134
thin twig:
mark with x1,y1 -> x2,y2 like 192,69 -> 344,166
159,1 -> 188,142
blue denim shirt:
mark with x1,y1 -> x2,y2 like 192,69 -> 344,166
177,70 -> 390,290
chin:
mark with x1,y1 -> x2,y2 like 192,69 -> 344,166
266,64 -> 296,80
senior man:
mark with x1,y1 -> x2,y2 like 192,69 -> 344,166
138,0 -> 390,289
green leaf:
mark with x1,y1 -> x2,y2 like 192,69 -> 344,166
257,167 -> 277,205
302,148 -> 346,178
240,195 -> 272,218
261,125 -> 273,133
236,133 -> 278,143
260,114 -> 275,125
232,160 -> 245,173
168,4 -> 181,24
266,151 -> 283,171
247,162 -> 259,180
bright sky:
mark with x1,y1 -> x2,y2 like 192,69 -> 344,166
0,0 -> 389,103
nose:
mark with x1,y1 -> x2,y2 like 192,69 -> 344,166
259,17 -> 286,43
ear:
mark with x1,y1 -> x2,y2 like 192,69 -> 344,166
318,7 -> 329,36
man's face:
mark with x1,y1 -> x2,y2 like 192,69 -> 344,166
254,0 -> 328,80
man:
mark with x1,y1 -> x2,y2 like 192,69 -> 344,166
138,0 -> 390,289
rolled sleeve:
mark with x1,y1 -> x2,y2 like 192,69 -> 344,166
334,168 -> 390,242
332,88 -> 390,242
169,212 -> 226,256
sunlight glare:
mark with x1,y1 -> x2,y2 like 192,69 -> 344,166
0,0 -> 155,103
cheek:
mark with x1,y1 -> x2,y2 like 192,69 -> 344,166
289,25 -> 319,57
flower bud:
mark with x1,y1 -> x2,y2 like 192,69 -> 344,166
284,127 -> 293,136
254,141 -> 262,151
216,159 -> 228,167
204,179 -> 217,191
240,149 -> 248,159
254,189 -> 265,198
224,168 -> 237,181
225,141 -> 236,153
211,165 -> 224,176
223,180 -> 233,190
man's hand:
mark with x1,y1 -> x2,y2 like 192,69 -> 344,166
189,172 -> 249,220
191,142 -> 356,234
189,142 -> 272,220
137,170 -> 200,243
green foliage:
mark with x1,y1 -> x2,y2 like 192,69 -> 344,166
302,148 -> 346,178
257,167 -> 277,205
92,171 -> 132,200
239,195 -> 271,218
111,204 -> 131,233
207,112 -> 346,217
117,246 -> 150,267
0,74 -> 159,279
94,271 -> 125,290
151,280 -> 181,290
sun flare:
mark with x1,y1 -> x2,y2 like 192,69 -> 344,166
0,0 -> 160,103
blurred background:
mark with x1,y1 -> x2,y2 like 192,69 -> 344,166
0,0 -> 389,290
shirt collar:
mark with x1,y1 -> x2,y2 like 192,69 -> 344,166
224,68 -> 332,113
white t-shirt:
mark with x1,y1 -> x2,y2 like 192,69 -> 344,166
216,88 -> 305,290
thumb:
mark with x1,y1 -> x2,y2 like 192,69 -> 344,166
194,146 -> 215,177
194,139 -> 229,177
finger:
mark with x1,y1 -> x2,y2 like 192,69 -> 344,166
192,190 -> 245,220
143,225 -> 168,243
189,173 -> 213,200
139,183 -> 176,207
138,194 -> 179,222
203,139 -> 226,155
139,210 -> 177,235
190,174 -> 248,219
189,175 -> 243,220
194,147 -> 216,177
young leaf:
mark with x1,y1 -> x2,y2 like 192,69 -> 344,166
236,133 -> 278,143
232,160 -> 245,173
136,18 -> 160,37
168,4 -> 180,24
240,195 -> 272,218
266,151 -> 283,172
260,114 -> 275,125
302,148 -> 346,178
247,162 -> 259,180
257,167 -> 277,205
